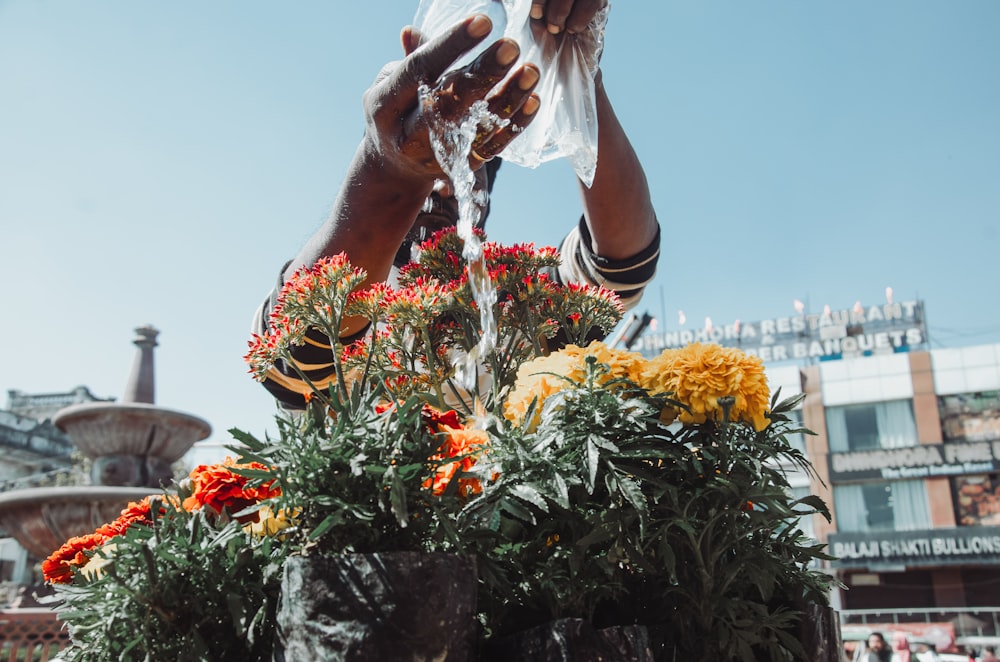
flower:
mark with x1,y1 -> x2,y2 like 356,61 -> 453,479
504,341 -> 646,429
641,342 -> 771,430
43,462 -> 288,661
42,532 -> 107,584
182,458 -> 281,522
244,506 -> 297,539
79,543 -> 117,581
49,231 -> 833,661
424,424 -> 490,497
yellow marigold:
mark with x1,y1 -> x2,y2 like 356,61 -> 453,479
503,342 -> 645,430
640,343 -> 770,431
244,506 -> 298,539
79,543 -> 117,581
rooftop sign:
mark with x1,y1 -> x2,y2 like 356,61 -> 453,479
635,300 -> 927,363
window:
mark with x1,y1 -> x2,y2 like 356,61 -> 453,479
826,400 -> 917,453
833,479 -> 931,532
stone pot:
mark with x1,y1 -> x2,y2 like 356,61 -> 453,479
273,551 -> 477,661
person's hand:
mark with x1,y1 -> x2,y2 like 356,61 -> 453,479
530,0 -> 608,35
361,15 -> 541,183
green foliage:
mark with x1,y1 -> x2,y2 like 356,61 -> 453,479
53,500 -> 286,662
233,391 -> 468,556
460,360 -> 835,659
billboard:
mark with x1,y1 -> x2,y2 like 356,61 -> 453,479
635,300 -> 927,363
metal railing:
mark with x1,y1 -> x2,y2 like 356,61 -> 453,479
0,609 -> 69,662
841,606 -> 1000,636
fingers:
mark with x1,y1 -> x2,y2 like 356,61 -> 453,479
400,26 -> 424,56
431,38 -> 522,121
381,15 -> 494,119
471,89 -> 541,163
531,0 -> 608,34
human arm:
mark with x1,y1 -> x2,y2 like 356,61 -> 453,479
288,14 -> 541,337
536,2 -> 660,307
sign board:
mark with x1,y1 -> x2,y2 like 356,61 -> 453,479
828,440 -> 1000,482
636,300 -> 927,363
829,526 -> 1000,569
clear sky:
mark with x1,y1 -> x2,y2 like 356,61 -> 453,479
1,1 -> 998,465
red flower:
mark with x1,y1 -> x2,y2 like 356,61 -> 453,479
94,496 -> 158,538
182,459 -> 280,523
42,533 -> 107,584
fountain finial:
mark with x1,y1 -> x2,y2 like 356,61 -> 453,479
122,324 -> 159,404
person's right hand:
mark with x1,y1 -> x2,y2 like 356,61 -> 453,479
361,14 -> 541,183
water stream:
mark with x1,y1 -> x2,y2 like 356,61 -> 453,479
421,92 -> 508,392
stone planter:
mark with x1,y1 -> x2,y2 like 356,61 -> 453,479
481,619 -> 654,662
273,552 -> 477,661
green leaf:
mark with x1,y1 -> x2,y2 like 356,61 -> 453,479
511,484 -> 549,513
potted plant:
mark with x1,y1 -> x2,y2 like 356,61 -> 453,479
42,228 -> 838,660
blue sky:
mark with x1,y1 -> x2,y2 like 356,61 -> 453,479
1,1 -> 998,464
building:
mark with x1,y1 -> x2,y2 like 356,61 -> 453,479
0,388 -> 106,589
637,300 -> 1000,647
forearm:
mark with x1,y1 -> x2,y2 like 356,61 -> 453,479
578,74 -> 658,260
288,142 -> 433,285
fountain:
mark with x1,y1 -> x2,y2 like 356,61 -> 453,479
0,325 -> 211,561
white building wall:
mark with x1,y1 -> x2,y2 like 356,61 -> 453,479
818,353 -> 914,406
931,343 -> 1000,395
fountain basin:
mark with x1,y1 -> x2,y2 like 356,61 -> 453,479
0,486 -> 155,559
53,402 -> 210,463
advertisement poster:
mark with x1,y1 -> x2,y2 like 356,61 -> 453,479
953,474 -> 1000,527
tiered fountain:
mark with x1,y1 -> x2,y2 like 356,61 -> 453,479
0,325 -> 211,560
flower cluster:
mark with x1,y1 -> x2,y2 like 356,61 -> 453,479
246,228 -> 625,413
41,496 -> 163,584
42,460 -> 284,586
504,340 -> 771,432
42,460 -> 290,662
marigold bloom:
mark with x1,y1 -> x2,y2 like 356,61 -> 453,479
79,543 -> 117,581
182,458 -> 281,522
424,425 -> 490,497
94,495 -> 158,538
244,506 -> 298,538
42,532 -> 107,584
504,342 -> 646,430
641,343 -> 771,431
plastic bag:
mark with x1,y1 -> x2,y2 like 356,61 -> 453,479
413,0 -> 608,187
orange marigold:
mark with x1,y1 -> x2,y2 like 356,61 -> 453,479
182,458 -> 280,522
42,532 -> 107,584
424,425 -> 490,497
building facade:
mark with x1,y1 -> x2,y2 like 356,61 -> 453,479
636,300 -> 1000,646
805,344 -> 1000,617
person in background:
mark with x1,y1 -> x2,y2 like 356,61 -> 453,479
981,645 -> 1000,662
253,0 -> 660,409
862,632 -> 893,662
914,642 -> 942,662
891,631 -> 912,662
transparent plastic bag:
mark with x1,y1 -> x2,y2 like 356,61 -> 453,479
413,0 -> 608,187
